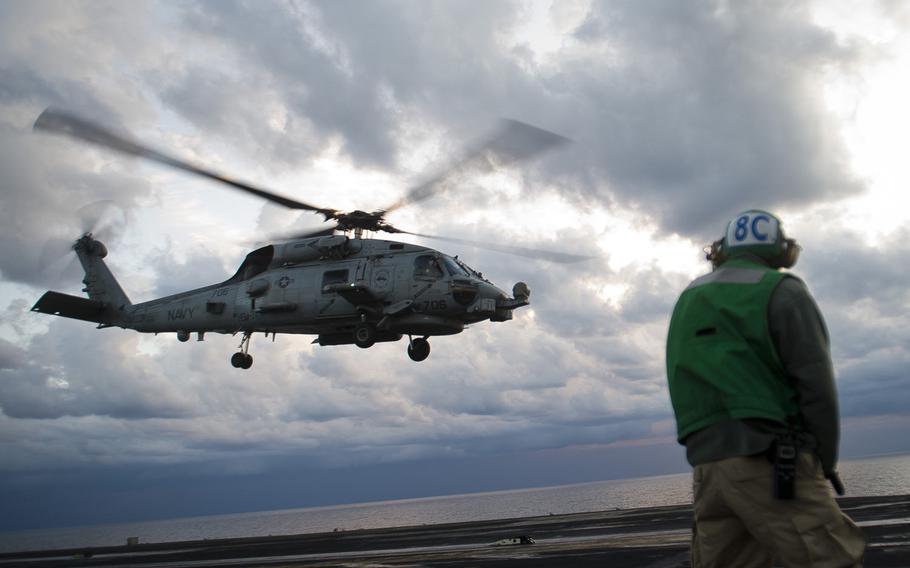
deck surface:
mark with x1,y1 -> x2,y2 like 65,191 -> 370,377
1,494 -> 908,567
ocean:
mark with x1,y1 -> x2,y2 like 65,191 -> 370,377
2,453 -> 908,553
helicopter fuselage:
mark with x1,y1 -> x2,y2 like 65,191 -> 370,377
33,234 -> 530,365
132,236 -> 520,335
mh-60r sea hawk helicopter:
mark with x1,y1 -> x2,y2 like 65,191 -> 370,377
31,110 -> 588,367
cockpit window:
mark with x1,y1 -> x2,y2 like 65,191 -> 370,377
442,256 -> 469,277
453,256 -> 483,279
414,255 -> 444,279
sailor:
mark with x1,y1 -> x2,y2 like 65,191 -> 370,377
666,210 -> 865,567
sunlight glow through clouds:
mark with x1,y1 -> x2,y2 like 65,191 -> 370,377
513,0 -> 910,263
507,0 -> 590,65
812,1 -> 910,243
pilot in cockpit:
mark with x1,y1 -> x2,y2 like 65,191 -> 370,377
415,255 -> 444,278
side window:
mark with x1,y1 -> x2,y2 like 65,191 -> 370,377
414,255 -> 444,279
322,269 -> 349,292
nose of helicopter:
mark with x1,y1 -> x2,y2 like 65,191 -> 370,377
475,281 -> 507,302
470,280 -> 529,323
472,280 -> 530,304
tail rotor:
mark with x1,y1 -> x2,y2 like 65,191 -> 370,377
37,201 -> 126,285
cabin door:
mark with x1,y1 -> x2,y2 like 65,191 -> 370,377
316,262 -> 356,319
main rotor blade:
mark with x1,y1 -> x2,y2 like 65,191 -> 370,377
34,109 -> 332,215
383,119 -> 569,214
392,228 -> 594,264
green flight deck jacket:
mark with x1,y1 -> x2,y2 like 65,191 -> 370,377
666,256 -> 840,475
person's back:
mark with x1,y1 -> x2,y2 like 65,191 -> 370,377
666,210 -> 865,567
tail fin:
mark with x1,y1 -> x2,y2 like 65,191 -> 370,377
32,235 -> 131,326
73,234 -> 131,310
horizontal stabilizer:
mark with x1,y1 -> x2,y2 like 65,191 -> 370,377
31,291 -> 107,323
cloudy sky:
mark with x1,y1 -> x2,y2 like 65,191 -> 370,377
2,0 -> 910,532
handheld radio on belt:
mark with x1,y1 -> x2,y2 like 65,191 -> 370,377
772,435 -> 798,500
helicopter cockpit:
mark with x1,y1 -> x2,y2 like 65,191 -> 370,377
413,254 -> 482,280
447,255 -> 484,280
414,254 -> 444,279
442,256 -> 470,277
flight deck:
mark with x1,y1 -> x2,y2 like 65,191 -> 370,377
1,494 -> 908,567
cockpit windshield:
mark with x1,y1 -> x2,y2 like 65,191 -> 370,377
442,256 -> 469,277
447,255 -> 484,279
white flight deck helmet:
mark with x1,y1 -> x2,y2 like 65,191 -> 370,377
705,210 -> 800,269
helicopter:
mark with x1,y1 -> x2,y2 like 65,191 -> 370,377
30,109 -> 589,367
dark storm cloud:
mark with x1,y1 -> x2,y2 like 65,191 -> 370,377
0,0 -> 873,433
155,64 -> 325,169
0,64 -> 62,105
0,123 -> 149,286
837,352 -> 910,418
792,231 -> 910,421
0,338 -> 26,370
172,0 -> 865,240
0,61 -> 125,124
0,319 -> 197,420
178,0 -> 401,168
405,214 -> 672,420
0,438 -> 689,532
150,243 -> 232,298
311,0 -> 526,134
0,0 -> 156,289
800,228 -> 910,309
0,0 -> 814,254
172,0 -> 567,197
557,0 -> 864,237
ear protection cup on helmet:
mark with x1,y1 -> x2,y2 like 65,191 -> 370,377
705,239 -> 726,267
775,238 -> 800,269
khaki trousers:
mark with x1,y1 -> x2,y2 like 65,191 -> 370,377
692,453 -> 865,567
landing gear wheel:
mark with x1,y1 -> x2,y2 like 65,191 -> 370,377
231,352 -> 254,369
240,354 -> 253,369
231,332 -> 254,369
354,323 -> 377,349
407,337 -> 431,362
231,352 -> 246,368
